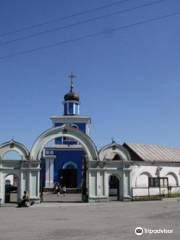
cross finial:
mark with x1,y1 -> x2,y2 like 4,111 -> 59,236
112,137 -> 116,144
68,72 -> 76,91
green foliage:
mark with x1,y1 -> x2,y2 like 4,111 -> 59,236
165,192 -> 180,198
133,192 -> 180,201
133,195 -> 162,201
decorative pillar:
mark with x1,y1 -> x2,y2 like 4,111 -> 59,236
88,170 -> 97,198
45,158 -> 50,188
45,158 -> 54,188
96,171 -> 101,196
0,172 -> 4,203
19,171 -> 23,200
104,172 -> 109,198
122,170 -> 131,200
37,170 -> 40,198
96,170 -> 104,196
28,169 -> 31,198
49,159 -> 54,188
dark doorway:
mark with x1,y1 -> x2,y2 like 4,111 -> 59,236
5,174 -> 18,203
109,175 -> 120,201
61,168 -> 77,188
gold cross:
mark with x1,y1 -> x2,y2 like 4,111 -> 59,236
68,72 -> 76,91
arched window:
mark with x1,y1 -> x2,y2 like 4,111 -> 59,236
71,124 -> 79,129
136,172 -> 151,187
66,164 -> 76,169
3,150 -> 22,160
112,154 -> 122,160
62,161 -> 77,169
62,124 -> 79,143
166,173 -> 178,186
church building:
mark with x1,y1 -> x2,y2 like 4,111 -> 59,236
0,73 -> 180,204
41,73 -> 90,191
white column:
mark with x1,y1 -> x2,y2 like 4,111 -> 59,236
122,170 -> 131,199
28,170 -> 31,198
96,171 -> 104,196
88,170 -> 97,197
104,172 -> 109,198
0,172 -> 4,203
19,171 -> 23,200
49,159 -> 54,188
37,171 -> 40,198
96,171 -> 101,196
45,158 -> 54,188
45,159 -> 50,188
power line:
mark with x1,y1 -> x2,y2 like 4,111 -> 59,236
0,0 -> 167,47
0,11 -> 179,61
0,0 -> 131,38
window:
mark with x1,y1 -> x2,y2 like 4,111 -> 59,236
71,124 -> 79,129
45,150 -> 49,155
3,150 -> 22,160
149,177 -> 168,188
45,150 -> 54,155
160,178 -> 168,187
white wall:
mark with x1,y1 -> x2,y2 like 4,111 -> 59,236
131,164 -> 180,197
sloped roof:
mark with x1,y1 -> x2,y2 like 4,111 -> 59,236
125,143 -> 180,162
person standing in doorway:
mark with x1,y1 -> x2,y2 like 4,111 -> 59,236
56,184 -> 61,197
62,185 -> 66,196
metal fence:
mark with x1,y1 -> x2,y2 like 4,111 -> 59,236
131,185 -> 180,200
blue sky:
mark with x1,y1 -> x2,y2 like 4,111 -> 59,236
0,0 -> 180,149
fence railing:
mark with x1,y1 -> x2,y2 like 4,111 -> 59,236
131,186 -> 180,200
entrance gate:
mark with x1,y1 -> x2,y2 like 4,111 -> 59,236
0,125 -> 109,204
30,125 -> 100,202
0,140 -> 39,204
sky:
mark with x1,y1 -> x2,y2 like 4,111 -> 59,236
0,0 -> 180,150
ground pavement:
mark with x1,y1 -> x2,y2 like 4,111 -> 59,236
0,198 -> 180,240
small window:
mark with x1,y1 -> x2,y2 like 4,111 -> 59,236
149,177 -> 160,187
71,124 -> 79,129
66,164 -> 76,169
45,150 -> 49,155
148,177 -> 168,188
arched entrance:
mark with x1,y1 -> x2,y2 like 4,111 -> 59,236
61,162 -> 78,188
0,140 -> 37,204
4,174 -> 19,203
109,175 -> 120,201
30,125 -> 99,202
99,143 -> 132,201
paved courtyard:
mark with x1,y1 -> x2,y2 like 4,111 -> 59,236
0,199 -> 180,240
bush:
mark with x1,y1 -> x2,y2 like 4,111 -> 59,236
165,192 -> 180,198
133,195 -> 162,201
133,192 -> 180,201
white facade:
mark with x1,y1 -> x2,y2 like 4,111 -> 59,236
0,140 -> 40,204
1,127 -> 180,204
131,163 -> 180,197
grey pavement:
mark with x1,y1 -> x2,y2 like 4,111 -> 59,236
42,192 -> 82,202
0,199 -> 180,240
